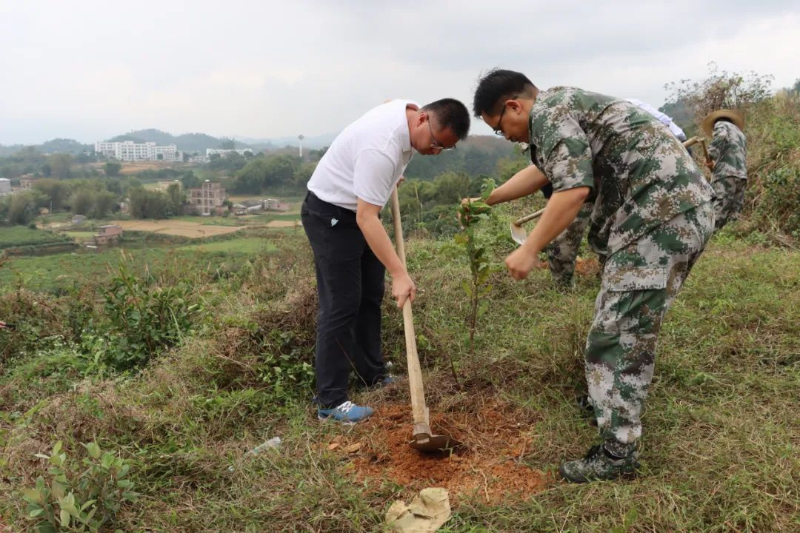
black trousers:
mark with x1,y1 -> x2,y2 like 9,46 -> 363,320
301,192 -> 387,408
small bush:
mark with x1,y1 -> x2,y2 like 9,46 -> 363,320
21,441 -> 138,532
85,258 -> 204,371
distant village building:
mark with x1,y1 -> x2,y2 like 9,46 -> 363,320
94,141 -> 183,162
232,197 -> 291,216
206,148 -> 253,158
20,177 -> 39,190
232,199 -> 264,216
0,178 -> 11,196
93,224 -> 123,246
265,198 -> 290,212
188,180 -> 227,216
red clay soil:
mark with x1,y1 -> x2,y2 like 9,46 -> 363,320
328,400 -> 552,503
538,256 -> 600,277
575,257 -> 600,277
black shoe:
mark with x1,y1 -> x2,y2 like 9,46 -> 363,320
559,444 -> 640,483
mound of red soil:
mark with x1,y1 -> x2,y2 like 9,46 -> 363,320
328,400 -> 552,503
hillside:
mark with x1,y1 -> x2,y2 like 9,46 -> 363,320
1,89 -> 798,533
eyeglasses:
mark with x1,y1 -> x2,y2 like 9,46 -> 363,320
493,103 -> 508,136
427,116 -> 455,151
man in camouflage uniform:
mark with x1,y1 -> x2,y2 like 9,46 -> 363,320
466,69 -> 715,482
703,110 -> 747,230
542,100 -> 689,288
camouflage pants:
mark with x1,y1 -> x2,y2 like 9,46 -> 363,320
712,177 -> 747,231
585,202 -> 714,448
545,202 -> 593,287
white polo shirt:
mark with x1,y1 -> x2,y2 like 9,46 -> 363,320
626,98 -> 687,141
307,99 -> 416,211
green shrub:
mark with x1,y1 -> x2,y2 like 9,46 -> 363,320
21,441 -> 138,532
86,259 -> 204,371
745,93 -> 800,236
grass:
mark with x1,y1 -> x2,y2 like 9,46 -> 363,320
0,217 -> 797,532
0,235 -> 277,293
0,226 -> 72,250
180,237 -> 277,254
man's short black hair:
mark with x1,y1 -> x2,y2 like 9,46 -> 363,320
421,98 -> 470,140
473,68 -> 537,117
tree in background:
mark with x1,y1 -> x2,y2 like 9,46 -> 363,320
0,191 -> 46,225
128,189 -> 174,219
166,183 -> 183,214
92,190 -> 118,218
48,153 -> 74,180
292,161 -> 317,189
33,179 -> 70,211
180,170 -> 201,189
432,172 -> 471,205
70,189 -> 94,216
664,63 -> 773,125
219,138 -> 236,150
104,161 -> 122,177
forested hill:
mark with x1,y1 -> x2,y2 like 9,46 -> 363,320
404,135 -> 518,180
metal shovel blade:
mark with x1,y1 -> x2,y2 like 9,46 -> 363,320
410,432 -> 461,453
510,222 -> 527,246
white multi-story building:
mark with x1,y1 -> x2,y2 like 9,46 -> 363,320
0,178 -> 11,196
94,141 -> 183,162
206,148 -> 253,158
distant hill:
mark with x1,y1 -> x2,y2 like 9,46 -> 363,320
1,129 -> 514,162
108,129 -> 253,153
235,133 -> 339,151
0,138 -> 91,156
660,100 -> 696,135
404,135 -> 519,181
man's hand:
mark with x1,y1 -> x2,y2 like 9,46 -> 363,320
392,272 -> 417,309
505,247 -> 543,281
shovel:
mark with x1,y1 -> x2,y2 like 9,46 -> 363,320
390,188 -> 460,452
510,208 -> 545,246
683,136 -> 713,169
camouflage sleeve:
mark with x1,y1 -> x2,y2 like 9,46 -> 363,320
708,123 -> 728,162
541,117 -> 595,193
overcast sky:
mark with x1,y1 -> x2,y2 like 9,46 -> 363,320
1,0 -> 798,145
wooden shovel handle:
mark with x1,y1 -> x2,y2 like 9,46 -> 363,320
683,136 -> 714,168
390,188 -> 430,432
513,208 -> 545,226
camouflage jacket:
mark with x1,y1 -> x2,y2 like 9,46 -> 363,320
709,121 -> 747,180
528,87 -> 713,257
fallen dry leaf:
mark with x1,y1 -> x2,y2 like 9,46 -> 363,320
345,443 -> 363,454
328,442 -> 340,451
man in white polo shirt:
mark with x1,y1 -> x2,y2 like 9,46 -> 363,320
302,98 -> 470,424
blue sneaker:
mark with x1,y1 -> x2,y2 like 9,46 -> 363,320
317,401 -> 374,424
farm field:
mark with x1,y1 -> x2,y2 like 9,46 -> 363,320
0,234 -> 278,292
0,227 -> 72,250
109,219 -> 243,238
180,237 -> 277,254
